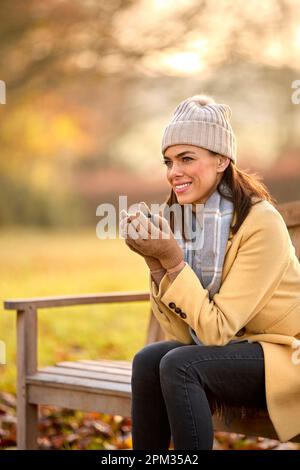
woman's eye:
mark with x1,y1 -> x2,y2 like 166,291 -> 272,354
163,157 -> 192,167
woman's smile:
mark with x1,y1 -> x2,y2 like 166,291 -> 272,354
174,182 -> 192,194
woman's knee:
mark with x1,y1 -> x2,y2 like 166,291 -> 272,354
159,345 -> 195,380
132,341 -> 182,378
159,345 -> 211,387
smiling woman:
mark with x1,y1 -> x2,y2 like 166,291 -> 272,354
122,94 -> 300,450
163,145 -> 274,240
163,146 -> 229,205
161,95 -> 274,238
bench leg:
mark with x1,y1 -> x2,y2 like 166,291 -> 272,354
17,307 -> 39,449
17,399 -> 39,450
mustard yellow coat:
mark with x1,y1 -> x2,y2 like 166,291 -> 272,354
149,200 -> 300,442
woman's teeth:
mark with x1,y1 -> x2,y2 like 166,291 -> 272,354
175,182 -> 192,193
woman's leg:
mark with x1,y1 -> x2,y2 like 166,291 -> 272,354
131,340 -> 186,450
159,341 -> 266,450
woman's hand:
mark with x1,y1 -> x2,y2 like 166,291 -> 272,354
120,204 -> 165,274
121,203 -> 184,271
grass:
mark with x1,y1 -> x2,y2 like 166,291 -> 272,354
0,227 -> 151,393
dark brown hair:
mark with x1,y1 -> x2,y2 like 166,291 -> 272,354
164,152 -> 276,237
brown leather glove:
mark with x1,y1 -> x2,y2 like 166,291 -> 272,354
120,205 -> 165,274
123,205 -> 184,271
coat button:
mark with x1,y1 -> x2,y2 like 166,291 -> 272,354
174,307 -> 182,314
236,327 -> 246,337
168,302 -> 176,309
180,312 -> 187,319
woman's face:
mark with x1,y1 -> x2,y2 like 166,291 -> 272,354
163,144 -> 230,207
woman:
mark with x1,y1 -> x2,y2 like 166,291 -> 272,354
120,95 -> 300,450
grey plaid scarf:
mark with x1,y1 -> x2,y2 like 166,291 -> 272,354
176,181 -> 234,345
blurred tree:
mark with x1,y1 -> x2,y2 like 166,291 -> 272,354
0,0 -> 203,99
0,0 -> 299,225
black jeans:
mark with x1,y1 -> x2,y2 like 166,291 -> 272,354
131,340 -> 267,450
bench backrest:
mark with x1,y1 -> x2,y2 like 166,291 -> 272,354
146,200 -> 300,345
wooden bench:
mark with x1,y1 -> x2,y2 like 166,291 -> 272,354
4,200 -> 300,450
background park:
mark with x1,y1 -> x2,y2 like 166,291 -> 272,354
0,0 -> 300,450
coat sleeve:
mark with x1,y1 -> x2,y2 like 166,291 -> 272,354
149,273 -> 193,344
152,206 -> 292,346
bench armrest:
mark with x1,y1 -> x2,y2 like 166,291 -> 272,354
4,291 -> 150,310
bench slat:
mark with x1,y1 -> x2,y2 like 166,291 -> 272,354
55,361 -> 132,376
28,384 -> 131,416
27,372 -> 131,395
41,366 -> 131,384
78,359 -> 131,368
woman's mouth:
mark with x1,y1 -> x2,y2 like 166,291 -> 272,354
174,182 -> 192,194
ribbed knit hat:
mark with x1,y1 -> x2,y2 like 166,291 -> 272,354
161,94 -> 237,164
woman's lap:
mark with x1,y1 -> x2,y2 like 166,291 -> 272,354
131,339 -> 267,449
159,340 -> 266,408
132,339 -> 266,408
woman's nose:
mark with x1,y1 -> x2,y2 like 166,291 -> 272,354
169,162 -> 184,177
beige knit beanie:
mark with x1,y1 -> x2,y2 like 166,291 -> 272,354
161,94 -> 237,164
